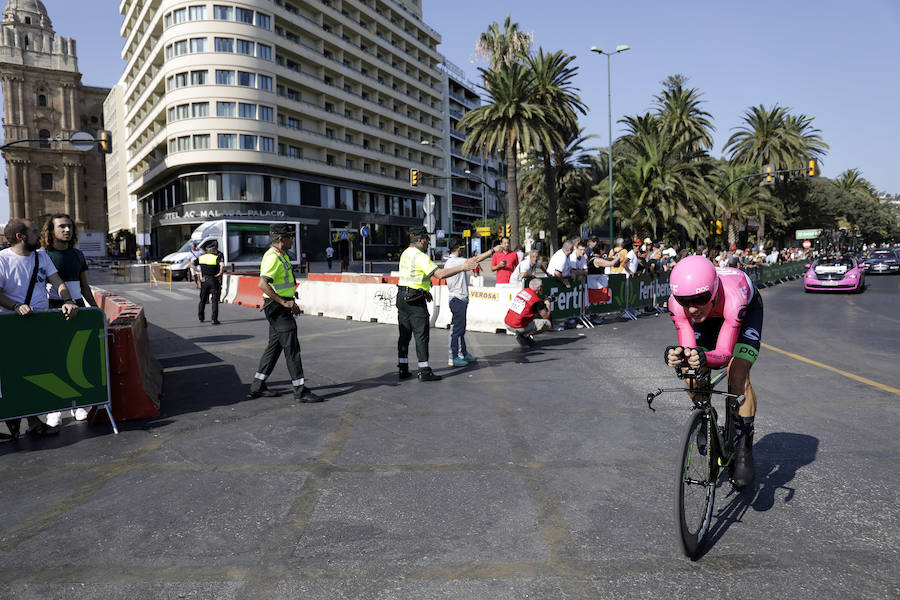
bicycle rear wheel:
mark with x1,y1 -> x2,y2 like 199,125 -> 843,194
674,410 -> 717,559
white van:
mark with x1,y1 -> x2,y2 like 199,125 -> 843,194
161,220 -> 301,279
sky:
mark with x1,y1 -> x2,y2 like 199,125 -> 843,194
3,0 -> 899,224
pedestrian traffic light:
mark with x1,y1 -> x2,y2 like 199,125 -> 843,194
763,164 -> 774,185
807,158 -> 817,177
409,169 -> 420,186
715,220 -> 723,235
97,130 -> 112,154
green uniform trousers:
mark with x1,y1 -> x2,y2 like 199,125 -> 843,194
396,289 -> 430,364
250,298 -> 304,392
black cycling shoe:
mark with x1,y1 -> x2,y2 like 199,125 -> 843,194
731,446 -> 755,488
417,368 -> 442,382
295,386 -> 324,403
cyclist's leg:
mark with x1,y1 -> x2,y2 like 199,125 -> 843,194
727,357 -> 756,418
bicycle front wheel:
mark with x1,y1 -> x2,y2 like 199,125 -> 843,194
674,410 -> 717,559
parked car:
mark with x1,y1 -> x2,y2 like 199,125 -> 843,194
862,249 -> 899,274
803,255 -> 865,293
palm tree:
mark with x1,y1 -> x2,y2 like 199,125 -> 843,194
526,48 -> 588,252
459,64 -> 561,248
724,105 -> 828,169
653,84 -> 715,153
833,168 -> 876,200
712,162 -> 782,247
474,16 -> 533,71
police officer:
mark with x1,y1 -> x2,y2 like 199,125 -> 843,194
248,224 -> 323,403
397,227 -> 477,381
194,239 -> 224,325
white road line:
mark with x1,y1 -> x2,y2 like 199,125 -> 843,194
172,288 -> 197,298
120,290 -> 156,303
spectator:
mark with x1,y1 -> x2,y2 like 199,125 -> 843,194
511,249 -> 548,285
605,238 -> 630,275
0,218 -> 79,438
514,245 -> 525,264
586,236 -> 601,259
625,238 -> 642,277
188,241 -> 202,289
569,240 -> 589,283
647,242 -> 664,273
490,237 -> 519,285
766,247 -> 778,264
325,244 -> 334,270
42,213 -> 99,424
547,240 -> 574,288
504,278 -> 552,348
445,239 -> 499,367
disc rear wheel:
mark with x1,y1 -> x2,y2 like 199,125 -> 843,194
675,410 -> 717,559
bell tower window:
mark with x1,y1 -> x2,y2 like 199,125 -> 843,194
38,94 -> 47,106
24,17 -> 31,24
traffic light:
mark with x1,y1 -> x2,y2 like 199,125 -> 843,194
715,220 -> 723,235
709,221 -> 715,236
807,158 -> 817,177
409,169 -> 420,186
505,223 -> 510,237
97,130 -> 112,154
763,164 -> 774,185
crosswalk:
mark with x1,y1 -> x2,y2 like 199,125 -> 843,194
104,285 -> 201,304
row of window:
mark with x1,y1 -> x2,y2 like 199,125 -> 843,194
165,36 -> 272,60
164,5 -> 270,29
168,133 -> 275,153
167,101 -> 274,122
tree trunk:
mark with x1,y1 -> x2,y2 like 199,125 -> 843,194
506,138 -> 520,249
541,152 -> 559,254
757,213 -> 765,250
728,221 -> 738,247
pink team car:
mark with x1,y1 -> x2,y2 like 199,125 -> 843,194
803,255 -> 865,293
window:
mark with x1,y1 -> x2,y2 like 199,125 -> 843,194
190,70 -> 207,85
193,134 -> 210,149
237,71 -> 255,87
218,133 -> 236,148
235,7 -> 254,23
41,173 -> 53,190
216,101 -> 235,117
177,136 -> 191,151
172,8 -> 187,23
256,44 -> 271,60
168,107 -> 176,122
175,72 -> 188,87
213,5 -> 232,20
236,39 -> 254,55
165,13 -> 172,28
190,37 -> 206,53
238,103 -> 256,119
345,159 -> 353,169
256,13 -> 270,28
38,94 -> 47,106
259,137 -> 274,153
258,106 -> 273,121
189,5 -> 205,20
215,70 -> 234,85
192,102 -> 209,117
257,75 -> 272,90
169,139 -> 177,153
174,40 -> 188,55
176,104 -> 190,119
166,76 -> 174,90
289,146 -> 301,158
240,134 -> 257,150
215,37 -> 234,53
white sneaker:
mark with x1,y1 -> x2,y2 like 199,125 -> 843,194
45,411 -> 62,427
74,408 -> 89,421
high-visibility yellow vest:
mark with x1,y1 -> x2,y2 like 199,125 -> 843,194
260,246 -> 295,298
397,245 -> 438,291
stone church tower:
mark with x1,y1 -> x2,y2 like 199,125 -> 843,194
0,0 -> 109,233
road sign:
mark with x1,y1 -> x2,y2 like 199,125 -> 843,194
580,226 -> 589,239
359,226 -> 369,238
476,226 -> 491,236
340,230 -> 349,240
68,131 -> 95,152
802,240 -> 812,249
539,230 -> 546,240
462,229 -> 471,238
471,238 -> 481,254
423,194 -> 435,215
424,213 -> 436,233
795,228 -> 823,240
436,229 -> 445,239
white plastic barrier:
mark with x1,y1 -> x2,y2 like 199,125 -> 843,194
220,274 -> 239,304
464,286 -> 518,334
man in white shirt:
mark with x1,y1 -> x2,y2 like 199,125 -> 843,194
547,240 -> 574,288
766,248 -> 779,264
569,240 -> 589,283
511,250 -> 548,286
445,239 -> 500,367
625,238 -> 642,277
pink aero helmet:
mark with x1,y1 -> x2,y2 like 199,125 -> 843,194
670,255 -> 719,307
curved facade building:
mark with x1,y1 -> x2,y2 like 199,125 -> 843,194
113,0 -> 446,260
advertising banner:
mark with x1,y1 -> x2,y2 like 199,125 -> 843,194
0,308 -> 110,420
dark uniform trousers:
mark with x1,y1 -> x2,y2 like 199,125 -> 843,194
198,277 -> 221,322
396,289 -> 430,364
250,298 -> 304,392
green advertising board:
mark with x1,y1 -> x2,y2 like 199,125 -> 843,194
0,308 -> 113,424
795,229 -> 823,240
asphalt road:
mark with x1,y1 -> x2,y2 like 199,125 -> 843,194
0,273 -> 897,599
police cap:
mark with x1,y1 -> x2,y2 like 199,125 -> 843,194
270,223 -> 295,236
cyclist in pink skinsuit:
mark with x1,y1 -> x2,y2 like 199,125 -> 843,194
665,256 -> 764,487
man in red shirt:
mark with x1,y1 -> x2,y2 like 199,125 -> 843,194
491,236 -> 519,284
504,278 -> 552,347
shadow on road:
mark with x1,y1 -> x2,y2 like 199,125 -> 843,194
698,432 -> 819,559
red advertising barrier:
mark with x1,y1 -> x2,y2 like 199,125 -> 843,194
90,291 -> 163,422
232,276 -> 264,309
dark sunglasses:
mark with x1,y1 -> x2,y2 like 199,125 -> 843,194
674,291 -> 712,308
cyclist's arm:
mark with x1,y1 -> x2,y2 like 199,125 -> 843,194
667,297 -> 697,348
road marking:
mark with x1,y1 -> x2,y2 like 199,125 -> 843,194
762,342 -> 900,396
119,290 -> 156,303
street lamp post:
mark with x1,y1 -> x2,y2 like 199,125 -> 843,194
590,45 -> 630,249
